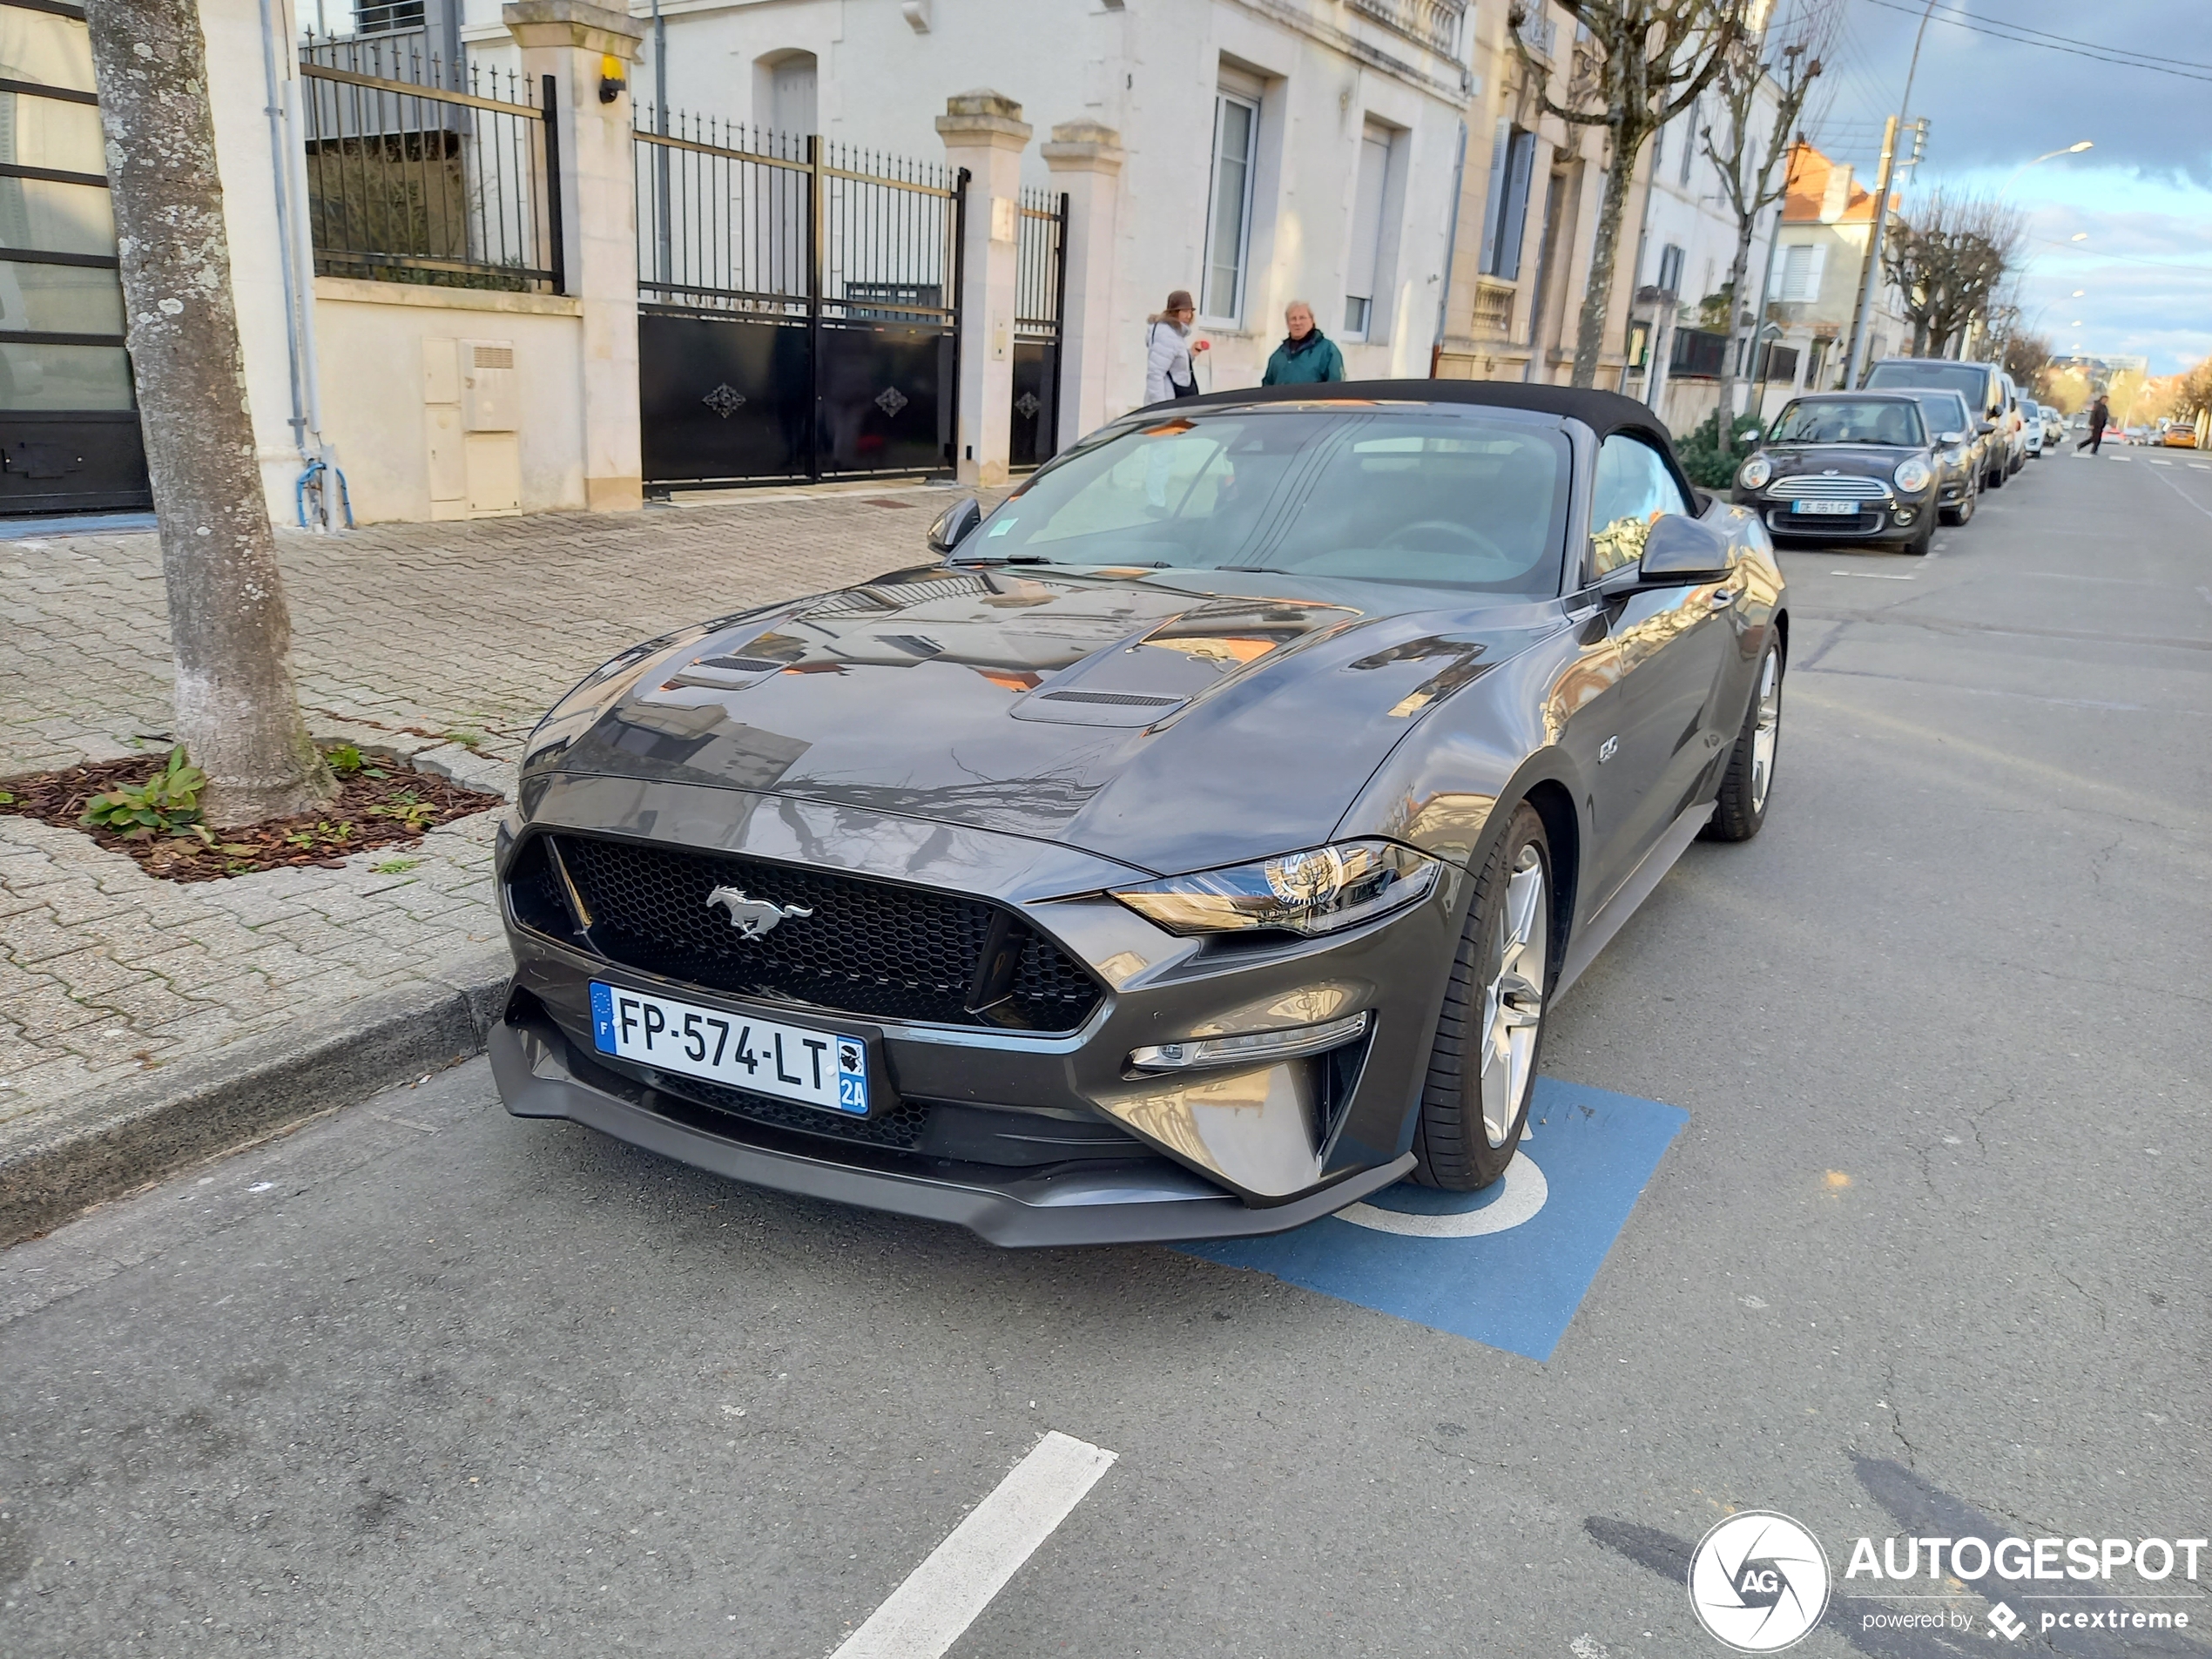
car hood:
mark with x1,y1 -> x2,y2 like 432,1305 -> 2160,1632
1759,444 -> 1913,476
523,563 -> 1563,876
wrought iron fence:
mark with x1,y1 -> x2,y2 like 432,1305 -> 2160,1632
296,47 -> 560,293
1351,0 -> 1467,56
1014,186 -> 1067,344
633,107 -> 956,326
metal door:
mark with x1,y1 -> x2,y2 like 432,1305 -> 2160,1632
0,0 -> 151,516
633,112 -> 963,488
1009,187 -> 1066,470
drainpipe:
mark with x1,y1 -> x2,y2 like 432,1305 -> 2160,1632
1429,119 -> 1467,376
257,0 -> 312,483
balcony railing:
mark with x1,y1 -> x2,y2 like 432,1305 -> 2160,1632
1349,0 -> 1467,57
1514,5 -> 1558,57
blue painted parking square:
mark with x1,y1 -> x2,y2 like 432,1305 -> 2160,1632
1180,1078 -> 1688,1361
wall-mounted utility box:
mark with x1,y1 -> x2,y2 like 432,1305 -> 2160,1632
422,336 -> 522,518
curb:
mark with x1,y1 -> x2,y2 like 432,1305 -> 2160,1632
0,948 -> 514,1249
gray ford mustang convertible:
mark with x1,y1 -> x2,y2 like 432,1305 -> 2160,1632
490,382 -> 1786,1244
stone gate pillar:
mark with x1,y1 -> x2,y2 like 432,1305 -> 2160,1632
936,90 -> 1031,486
503,0 -> 644,511
1041,121 -> 1123,453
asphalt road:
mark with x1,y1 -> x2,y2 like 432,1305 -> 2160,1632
5,447 -> 2209,1659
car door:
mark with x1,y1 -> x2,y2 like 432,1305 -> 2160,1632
1584,434 -> 1738,902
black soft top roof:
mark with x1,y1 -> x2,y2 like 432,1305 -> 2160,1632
1154,378 -> 1680,457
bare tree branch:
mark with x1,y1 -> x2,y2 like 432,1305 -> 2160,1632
1507,0 -> 1751,387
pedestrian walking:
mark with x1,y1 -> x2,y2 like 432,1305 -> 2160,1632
2075,392 -> 2110,455
1260,300 -> 1346,387
1144,290 -> 1208,403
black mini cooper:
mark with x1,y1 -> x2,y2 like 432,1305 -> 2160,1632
1730,392 -> 1950,556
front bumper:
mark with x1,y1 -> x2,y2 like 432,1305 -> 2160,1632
1743,489 -> 1937,542
492,1005 -> 1413,1245
490,776 -> 1463,1242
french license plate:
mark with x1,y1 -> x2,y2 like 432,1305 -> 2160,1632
589,981 -> 869,1116
1791,499 -> 1858,515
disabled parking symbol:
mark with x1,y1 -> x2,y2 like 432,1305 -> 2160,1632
1180,1078 -> 1688,1361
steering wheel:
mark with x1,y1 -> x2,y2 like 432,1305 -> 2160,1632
1379,518 -> 1510,563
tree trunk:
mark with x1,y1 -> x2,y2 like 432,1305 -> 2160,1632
84,0 -> 334,826
1713,223 -> 1754,458
1570,125 -> 1638,389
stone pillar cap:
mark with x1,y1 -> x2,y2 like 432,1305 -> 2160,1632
936,88 -> 1032,147
1042,120 -> 1124,171
502,0 -> 644,57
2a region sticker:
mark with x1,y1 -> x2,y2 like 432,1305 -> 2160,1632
1180,1077 -> 1687,1360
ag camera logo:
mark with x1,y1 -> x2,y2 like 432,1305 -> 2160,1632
1688,1511 -> 1832,1652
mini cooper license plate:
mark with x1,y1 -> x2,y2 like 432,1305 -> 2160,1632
589,981 -> 869,1116
1791,499 -> 1858,515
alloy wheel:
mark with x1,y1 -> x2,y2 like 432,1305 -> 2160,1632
1478,846 -> 1548,1148
1750,649 -> 1782,813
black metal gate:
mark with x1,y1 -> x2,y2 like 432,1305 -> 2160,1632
1010,187 -> 1068,470
635,111 -> 964,488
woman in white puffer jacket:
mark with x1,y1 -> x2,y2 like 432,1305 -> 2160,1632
1143,288 -> 1208,404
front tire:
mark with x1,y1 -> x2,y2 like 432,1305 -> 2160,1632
1412,804 -> 1554,1191
1703,640 -> 1782,843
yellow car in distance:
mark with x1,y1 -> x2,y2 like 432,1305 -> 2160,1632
2161,426 -> 2199,448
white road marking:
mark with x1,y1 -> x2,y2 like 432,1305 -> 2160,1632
2149,457 -> 2175,466
1829,570 -> 1917,579
1339,1155 -> 1549,1238
832,1432 -> 1117,1659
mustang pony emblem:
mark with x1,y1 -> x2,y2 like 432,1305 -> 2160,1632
704,887 -> 814,940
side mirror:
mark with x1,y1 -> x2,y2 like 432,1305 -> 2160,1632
1636,513 -> 1734,584
1940,430 -> 1966,446
1977,421 -> 1998,437
926,496 -> 984,555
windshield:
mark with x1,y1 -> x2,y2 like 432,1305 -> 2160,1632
954,408 -> 1572,594
1769,400 -> 1926,446
1864,362 -> 1992,407
1902,390 -> 1972,436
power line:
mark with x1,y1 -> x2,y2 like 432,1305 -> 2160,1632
2031,236 -> 2212,273
1851,0 -> 2212,84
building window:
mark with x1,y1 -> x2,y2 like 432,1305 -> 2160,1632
1477,121 -> 1536,280
1342,121 -> 1394,340
1777,242 -> 1826,302
1679,100 -> 1698,185
1656,242 -> 1685,295
1202,90 -> 1260,322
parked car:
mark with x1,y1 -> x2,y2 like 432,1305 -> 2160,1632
1862,359 -> 2012,490
2018,397 -> 2046,458
2041,407 -> 2066,448
1892,388 -> 1990,524
1997,374 -> 2028,474
2162,425 -> 2199,448
1734,392 -> 1946,555
489,381 -> 1788,1245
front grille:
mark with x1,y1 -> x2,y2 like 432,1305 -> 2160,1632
1770,475 -> 1887,500
660,1070 -> 933,1150
518,833 -> 1104,1033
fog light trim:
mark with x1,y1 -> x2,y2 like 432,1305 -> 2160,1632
1130,1011 -> 1371,1072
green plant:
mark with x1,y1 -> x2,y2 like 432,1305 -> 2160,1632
1674,409 -> 1767,490
370,791 -> 438,832
79,747 -> 207,841
370,857 -> 421,875
324,743 -> 387,779
284,828 -> 316,850
0,789 -> 14,805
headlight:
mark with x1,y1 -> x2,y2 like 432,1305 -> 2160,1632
1737,455 -> 1772,490
1111,840 -> 1441,936
1892,456 -> 1933,493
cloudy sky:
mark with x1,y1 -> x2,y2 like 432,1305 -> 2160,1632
1792,0 -> 2211,374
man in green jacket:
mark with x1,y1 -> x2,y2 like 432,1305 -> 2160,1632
1261,300 -> 1345,386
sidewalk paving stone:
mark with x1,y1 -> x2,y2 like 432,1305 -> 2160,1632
0,485 -> 956,1173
